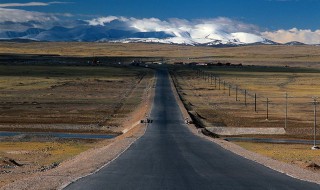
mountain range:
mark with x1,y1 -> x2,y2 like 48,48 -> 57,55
0,25 -> 300,46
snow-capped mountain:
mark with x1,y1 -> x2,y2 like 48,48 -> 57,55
0,25 -> 276,46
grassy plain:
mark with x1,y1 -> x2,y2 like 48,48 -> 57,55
172,65 -> 320,171
2,42 -> 320,67
0,65 -> 154,132
172,66 -> 320,135
0,50 -> 155,187
234,142 -> 320,171
1,42 -> 320,184
0,140 -> 98,186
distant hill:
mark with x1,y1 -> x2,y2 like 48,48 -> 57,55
0,38 -> 39,43
285,41 -> 306,46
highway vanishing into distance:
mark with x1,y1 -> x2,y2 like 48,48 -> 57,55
65,69 -> 319,190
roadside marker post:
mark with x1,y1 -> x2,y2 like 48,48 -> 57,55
218,78 -> 221,90
229,84 -> 231,96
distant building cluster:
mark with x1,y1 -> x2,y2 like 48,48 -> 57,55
174,62 -> 243,67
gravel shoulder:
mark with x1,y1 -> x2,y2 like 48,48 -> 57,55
169,72 -> 320,185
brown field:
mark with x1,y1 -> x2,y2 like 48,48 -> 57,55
0,65 -> 154,133
0,52 -> 155,187
171,63 -> 320,173
171,65 -> 320,136
2,42 -> 320,67
234,142 -> 320,172
1,42 -> 320,186
0,139 -> 99,187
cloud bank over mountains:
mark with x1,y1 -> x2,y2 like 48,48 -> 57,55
262,28 -> 320,44
84,16 -> 267,45
0,4 -> 319,45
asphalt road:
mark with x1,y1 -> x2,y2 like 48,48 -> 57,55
65,69 -> 319,190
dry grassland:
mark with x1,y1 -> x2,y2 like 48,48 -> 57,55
2,42 -> 320,66
1,42 -> 320,185
173,65 -> 320,172
0,63 -> 154,187
0,140 -> 99,187
234,142 -> 320,172
0,65 -> 154,133
172,66 -> 320,136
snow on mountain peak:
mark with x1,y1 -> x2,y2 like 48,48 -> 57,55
0,16 -> 273,46
231,32 -> 265,44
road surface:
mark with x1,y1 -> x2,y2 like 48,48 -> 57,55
65,69 -> 319,190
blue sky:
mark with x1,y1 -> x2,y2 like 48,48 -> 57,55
0,0 -> 320,43
3,0 -> 320,30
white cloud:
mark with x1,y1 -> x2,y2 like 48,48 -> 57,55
0,1 -> 73,31
0,7 -> 76,32
87,16 -> 129,26
0,8 -> 58,23
86,16 -> 261,40
262,28 -> 320,44
0,1 -> 71,8
2,11 -> 319,44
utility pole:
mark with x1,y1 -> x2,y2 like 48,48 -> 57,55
218,78 -> 221,90
244,90 -> 247,106
255,93 -> 257,112
228,84 -> 231,96
266,98 -> 269,120
236,86 -> 238,101
214,77 -> 217,89
285,92 -> 288,129
312,97 -> 319,150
